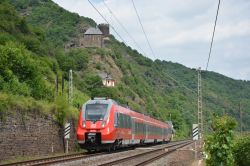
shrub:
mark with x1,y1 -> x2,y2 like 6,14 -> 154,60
56,48 -> 89,72
205,115 -> 237,166
53,96 -> 70,126
66,48 -> 89,71
0,42 -> 53,100
233,135 -> 250,166
95,62 -> 101,70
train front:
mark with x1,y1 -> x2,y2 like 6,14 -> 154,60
77,98 -> 115,151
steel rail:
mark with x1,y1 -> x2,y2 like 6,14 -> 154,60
0,152 -> 103,166
1,140 -> 192,166
135,141 -> 193,166
98,140 -> 193,166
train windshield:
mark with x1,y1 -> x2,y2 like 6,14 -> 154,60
85,104 -> 108,121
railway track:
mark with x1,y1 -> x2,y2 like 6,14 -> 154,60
0,152 -> 104,166
1,140 -> 192,166
97,140 -> 193,166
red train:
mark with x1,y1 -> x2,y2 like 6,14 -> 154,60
77,98 -> 173,151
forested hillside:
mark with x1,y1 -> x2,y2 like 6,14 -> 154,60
1,0 -> 250,137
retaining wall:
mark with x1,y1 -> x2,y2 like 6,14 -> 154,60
0,110 -> 78,161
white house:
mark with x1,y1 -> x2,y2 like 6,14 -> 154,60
99,73 -> 115,87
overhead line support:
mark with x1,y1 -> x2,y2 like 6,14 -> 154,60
197,67 -> 203,140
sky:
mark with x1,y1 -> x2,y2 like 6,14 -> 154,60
52,0 -> 250,80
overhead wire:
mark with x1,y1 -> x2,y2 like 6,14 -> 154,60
206,0 -> 221,70
102,0 -> 147,56
89,0 -> 197,103
162,72 -> 197,94
131,0 -> 157,60
203,0 -> 221,134
87,0 -> 128,47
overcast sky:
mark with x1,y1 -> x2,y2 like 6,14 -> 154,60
53,0 -> 250,80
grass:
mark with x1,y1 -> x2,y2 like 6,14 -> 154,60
0,93 -> 80,123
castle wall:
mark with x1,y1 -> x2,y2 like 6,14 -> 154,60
80,34 -> 103,48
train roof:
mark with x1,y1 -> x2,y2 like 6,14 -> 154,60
84,97 -> 117,105
84,98 -> 169,127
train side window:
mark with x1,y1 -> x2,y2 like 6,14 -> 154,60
139,123 -> 141,134
136,123 -> 139,134
141,123 -> 143,134
125,115 -> 128,128
114,112 -> 119,128
135,122 -> 137,133
132,119 -> 135,133
120,114 -> 124,128
120,114 -> 122,128
122,114 -> 125,128
123,114 -> 126,128
127,115 -> 130,128
128,116 -> 131,128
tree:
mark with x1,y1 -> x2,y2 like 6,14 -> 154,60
233,135 -> 250,166
205,115 -> 237,166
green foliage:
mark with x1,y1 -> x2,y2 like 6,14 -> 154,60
91,87 -> 119,100
0,1 -> 46,55
55,50 -> 75,72
53,96 -> 70,126
10,0 -> 96,47
0,93 -> 54,121
205,115 -> 237,166
67,48 -> 89,71
19,34 -> 41,53
56,48 -> 89,72
0,1 -> 22,33
2,0 -> 250,140
233,135 -> 250,166
0,42 -> 53,100
76,73 -> 104,96
95,62 -> 101,70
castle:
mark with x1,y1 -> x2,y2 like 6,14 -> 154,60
79,23 -> 110,48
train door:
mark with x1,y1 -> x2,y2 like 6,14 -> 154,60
131,118 -> 135,144
114,111 -> 120,139
161,128 -> 164,141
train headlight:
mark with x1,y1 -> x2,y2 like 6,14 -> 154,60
101,121 -> 106,128
82,121 -> 86,128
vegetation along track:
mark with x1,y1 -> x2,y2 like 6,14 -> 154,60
0,152 -> 104,166
97,140 -> 193,166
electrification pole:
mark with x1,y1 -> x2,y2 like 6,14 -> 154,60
68,69 -> 73,104
197,67 -> 203,140
239,101 -> 242,134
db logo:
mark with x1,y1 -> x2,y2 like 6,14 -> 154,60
91,124 -> 96,128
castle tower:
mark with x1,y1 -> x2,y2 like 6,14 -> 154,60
98,23 -> 109,37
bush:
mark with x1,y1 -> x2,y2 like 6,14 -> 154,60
56,48 -> 89,72
1,74 -> 31,96
205,115 -> 237,166
56,50 -> 75,72
233,135 -> 250,166
0,42 -> 54,100
95,62 -> 101,70
0,42 -> 37,81
53,96 -> 70,126
67,48 -> 89,71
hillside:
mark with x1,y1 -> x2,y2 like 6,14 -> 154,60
1,0 -> 250,137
